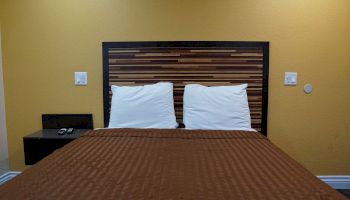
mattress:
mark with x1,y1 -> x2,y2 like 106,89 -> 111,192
0,129 -> 345,200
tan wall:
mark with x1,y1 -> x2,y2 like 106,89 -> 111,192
0,0 -> 349,174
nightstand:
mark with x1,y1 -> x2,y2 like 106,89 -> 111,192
23,114 -> 93,165
23,129 -> 91,165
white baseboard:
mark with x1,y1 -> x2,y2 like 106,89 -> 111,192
0,171 -> 21,185
318,176 -> 350,189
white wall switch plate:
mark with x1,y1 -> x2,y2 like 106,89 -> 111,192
284,72 -> 297,86
75,72 -> 88,86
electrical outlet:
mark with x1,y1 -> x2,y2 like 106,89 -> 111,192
75,72 -> 88,86
284,72 -> 297,86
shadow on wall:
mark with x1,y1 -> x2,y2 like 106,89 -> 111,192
0,31 -> 9,161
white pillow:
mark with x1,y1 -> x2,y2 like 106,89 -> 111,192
108,82 -> 178,129
183,84 -> 253,131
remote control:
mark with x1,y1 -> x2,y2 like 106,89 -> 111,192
66,128 -> 74,134
57,128 -> 67,135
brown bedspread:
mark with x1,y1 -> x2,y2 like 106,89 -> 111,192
0,129 -> 346,200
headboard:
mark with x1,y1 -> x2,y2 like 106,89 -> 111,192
103,41 -> 269,135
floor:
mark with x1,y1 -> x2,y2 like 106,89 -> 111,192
337,189 -> 350,199
0,159 -> 349,199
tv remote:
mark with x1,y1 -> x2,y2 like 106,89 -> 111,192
57,128 -> 67,135
66,128 -> 74,134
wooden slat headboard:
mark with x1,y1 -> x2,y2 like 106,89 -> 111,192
103,41 -> 269,135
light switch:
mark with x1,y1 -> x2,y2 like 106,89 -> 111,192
75,72 -> 88,86
284,72 -> 297,86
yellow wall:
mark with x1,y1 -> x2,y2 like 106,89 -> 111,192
0,0 -> 349,174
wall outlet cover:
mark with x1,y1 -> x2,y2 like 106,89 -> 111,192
75,72 -> 88,86
284,72 -> 297,86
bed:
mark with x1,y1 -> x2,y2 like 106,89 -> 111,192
0,41 -> 345,199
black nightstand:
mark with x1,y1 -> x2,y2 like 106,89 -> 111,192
23,114 -> 93,165
23,129 -> 90,165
